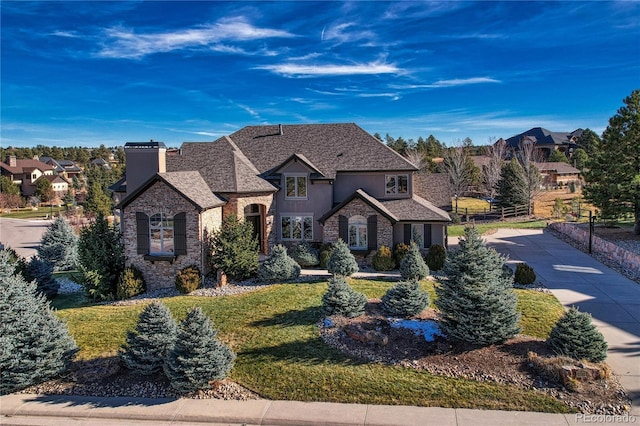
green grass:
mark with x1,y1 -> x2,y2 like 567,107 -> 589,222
448,220 -> 549,237
55,279 -> 570,412
0,206 -> 70,219
453,197 -> 494,211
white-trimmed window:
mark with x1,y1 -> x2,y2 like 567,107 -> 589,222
285,174 -> 307,199
348,215 -> 367,249
149,213 -> 174,255
281,215 -> 313,240
385,174 -> 408,195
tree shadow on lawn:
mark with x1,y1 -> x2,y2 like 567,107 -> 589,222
250,305 -> 324,328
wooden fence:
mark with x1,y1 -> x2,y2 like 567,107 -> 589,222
454,203 -> 532,222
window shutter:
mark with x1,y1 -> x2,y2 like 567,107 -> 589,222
174,212 -> 187,255
136,212 -> 149,255
404,224 -> 411,244
338,215 -> 348,242
367,215 -> 377,250
424,224 -> 432,248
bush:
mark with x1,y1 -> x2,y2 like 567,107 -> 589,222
318,243 -> 334,269
326,239 -> 359,277
436,226 -> 521,345
547,307 -> 607,363
381,280 -> 429,317
175,265 -> 201,294
24,256 -> 59,299
119,301 -> 177,375
258,245 -> 300,282
117,265 -> 146,299
424,244 -> 446,271
0,251 -> 78,394
321,276 -> 367,318
501,264 -> 514,282
37,216 -> 78,271
164,307 -> 235,394
289,241 -> 319,267
393,243 -> 409,267
514,263 -> 536,285
372,246 -> 396,271
207,214 -> 258,281
399,242 -> 429,281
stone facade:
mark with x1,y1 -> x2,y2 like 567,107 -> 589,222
123,181 -> 222,291
222,192 -> 276,253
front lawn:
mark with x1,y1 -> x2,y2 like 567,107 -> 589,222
55,279 -> 569,412
448,220 -> 549,237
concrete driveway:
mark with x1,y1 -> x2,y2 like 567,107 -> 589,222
0,217 -> 52,259
469,228 -> 640,415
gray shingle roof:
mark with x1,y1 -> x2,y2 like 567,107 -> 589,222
534,162 -> 581,175
505,127 -> 583,149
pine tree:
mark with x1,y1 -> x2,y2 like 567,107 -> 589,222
84,180 -> 112,217
321,276 -> 367,318
326,239 -> 359,277
37,216 -> 78,271
547,307 -> 607,362
207,214 -> 258,281
436,226 -> 521,345
497,158 -> 528,207
120,301 -> 177,375
0,251 -> 78,394
24,256 -> 59,299
164,307 -> 235,394
257,244 -> 301,282
399,242 -> 429,280
381,280 -> 429,317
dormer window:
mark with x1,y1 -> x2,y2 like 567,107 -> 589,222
285,174 -> 307,199
385,174 -> 408,195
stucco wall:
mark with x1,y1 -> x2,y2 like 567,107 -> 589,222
333,171 -> 413,202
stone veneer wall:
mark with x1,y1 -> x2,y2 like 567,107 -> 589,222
549,222 -> 640,279
222,192 -> 276,253
123,181 -> 217,291
323,198 -> 393,265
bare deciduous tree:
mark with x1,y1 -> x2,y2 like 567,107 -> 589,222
482,138 -> 507,200
442,146 -> 473,213
518,140 -> 543,215
403,149 -> 428,171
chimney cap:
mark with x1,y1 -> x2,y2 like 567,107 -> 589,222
124,141 -> 167,149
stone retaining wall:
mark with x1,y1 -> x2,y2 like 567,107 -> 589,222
549,222 -> 640,277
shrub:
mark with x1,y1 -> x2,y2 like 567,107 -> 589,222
501,264 -> 514,282
424,244 -> 446,271
381,280 -> 429,317
436,226 -> 521,345
175,265 -> 201,294
393,243 -> 409,267
321,276 -> 367,318
399,242 -> 429,281
24,256 -> 59,299
207,214 -> 258,281
372,246 -> 396,271
289,241 -> 319,267
326,239 -> 358,277
514,263 -> 536,285
547,307 -> 607,362
117,265 -> 146,299
258,245 -> 300,282
0,251 -> 78,394
119,301 -> 177,375
164,307 -> 235,394
37,216 -> 78,271
318,243 -> 334,269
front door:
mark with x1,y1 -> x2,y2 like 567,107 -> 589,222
245,204 -> 263,253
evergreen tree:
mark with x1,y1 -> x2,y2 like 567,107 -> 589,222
436,226 -> 521,345
498,158 -> 528,207
547,149 -> 569,163
321,276 -> 367,318
0,251 -> 78,394
399,242 -> 429,280
547,307 -> 607,363
0,176 -> 20,196
289,241 -> 320,267
84,180 -> 112,217
120,301 -> 177,375
34,178 -> 54,203
326,239 -> 359,277
24,256 -> 59,299
207,214 -> 258,281
37,216 -> 78,271
571,148 -> 589,172
381,280 -> 429,318
257,244 -> 301,282
164,307 -> 235,394
576,128 -> 602,157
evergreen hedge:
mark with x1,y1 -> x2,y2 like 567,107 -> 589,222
175,265 -> 201,294
372,246 -> 396,271
117,265 -> 146,299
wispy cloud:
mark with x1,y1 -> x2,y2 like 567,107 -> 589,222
391,77 -> 501,89
321,22 -> 375,44
257,60 -> 400,77
97,16 -> 295,59
357,92 -> 400,101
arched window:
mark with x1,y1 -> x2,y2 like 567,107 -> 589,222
348,215 -> 367,249
149,213 -> 174,255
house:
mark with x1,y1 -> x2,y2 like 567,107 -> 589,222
36,174 -> 70,197
504,127 -> 583,159
534,162 -> 581,187
117,124 -> 451,290
39,157 -> 83,181
0,155 -> 56,197
90,158 -> 111,170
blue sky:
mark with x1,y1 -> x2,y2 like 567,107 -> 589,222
2,1 -> 639,148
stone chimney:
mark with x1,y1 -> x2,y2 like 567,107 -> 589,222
6,155 -> 17,167
124,141 -> 167,196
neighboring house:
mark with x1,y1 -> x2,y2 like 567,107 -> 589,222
39,157 -> 83,181
504,127 -> 583,159
0,156 -> 56,197
117,124 -> 451,290
534,162 -> 581,187
90,158 -> 111,170
36,174 -> 70,197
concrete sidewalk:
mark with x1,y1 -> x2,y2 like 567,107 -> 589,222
1,393 -> 596,425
